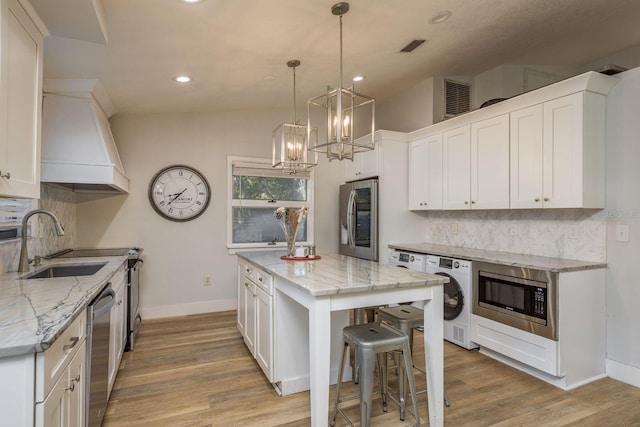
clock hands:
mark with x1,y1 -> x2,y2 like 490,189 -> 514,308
167,188 -> 187,206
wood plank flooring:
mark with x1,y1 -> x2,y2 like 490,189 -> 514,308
103,311 -> 640,427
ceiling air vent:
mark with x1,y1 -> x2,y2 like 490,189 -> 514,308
444,79 -> 471,118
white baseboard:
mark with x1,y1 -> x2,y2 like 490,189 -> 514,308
141,298 -> 237,319
606,358 -> 640,388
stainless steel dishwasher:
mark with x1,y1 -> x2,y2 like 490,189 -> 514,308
86,284 -> 115,427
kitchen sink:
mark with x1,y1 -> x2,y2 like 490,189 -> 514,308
23,262 -> 107,279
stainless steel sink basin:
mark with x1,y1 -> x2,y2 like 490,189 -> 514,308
23,262 -> 107,279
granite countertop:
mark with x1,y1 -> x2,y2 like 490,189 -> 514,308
0,255 -> 130,358
388,243 -> 607,273
238,251 -> 448,296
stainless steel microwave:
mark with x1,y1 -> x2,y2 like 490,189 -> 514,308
473,261 -> 558,341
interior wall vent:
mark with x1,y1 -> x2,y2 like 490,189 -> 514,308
444,79 -> 471,118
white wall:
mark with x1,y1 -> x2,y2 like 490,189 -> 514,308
75,110 -> 343,318
603,67 -> 640,385
376,77 -> 435,132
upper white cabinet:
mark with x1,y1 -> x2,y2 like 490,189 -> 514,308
345,145 -> 378,181
409,71 -> 616,211
0,0 -> 46,198
511,92 -> 605,209
408,134 -> 442,210
442,126 -> 471,209
470,114 -> 510,209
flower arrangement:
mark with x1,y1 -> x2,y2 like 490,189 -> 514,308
274,206 -> 308,257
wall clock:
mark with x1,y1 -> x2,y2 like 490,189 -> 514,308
148,165 -> 211,221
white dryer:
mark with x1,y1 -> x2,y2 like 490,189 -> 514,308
425,255 -> 478,350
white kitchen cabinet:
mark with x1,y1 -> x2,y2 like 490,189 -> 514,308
408,134 -> 442,210
237,259 -> 273,380
108,264 -> 128,395
442,115 -> 509,210
344,143 -> 378,181
442,125 -> 471,209
35,341 -> 86,427
510,92 -> 606,209
470,114 -> 510,209
0,0 -> 46,198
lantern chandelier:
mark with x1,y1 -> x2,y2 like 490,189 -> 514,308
308,2 -> 375,161
272,60 -> 318,174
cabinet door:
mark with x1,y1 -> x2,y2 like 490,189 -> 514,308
510,104 -> 544,208
35,373 -> 67,427
255,286 -> 273,381
442,126 -> 471,209
543,92 -> 584,208
409,135 -> 442,210
67,341 -> 86,427
0,0 -> 43,198
471,114 -> 510,209
345,147 -> 378,181
108,282 -> 126,394
243,281 -> 256,355
237,265 -> 246,336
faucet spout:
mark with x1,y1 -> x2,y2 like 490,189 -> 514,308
18,209 -> 65,273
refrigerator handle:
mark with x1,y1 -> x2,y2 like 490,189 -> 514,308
347,189 -> 356,249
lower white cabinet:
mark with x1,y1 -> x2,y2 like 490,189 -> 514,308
35,341 -> 86,427
108,265 -> 128,395
237,259 -> 274,380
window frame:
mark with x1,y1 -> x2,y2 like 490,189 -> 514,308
227,155 -> 314,252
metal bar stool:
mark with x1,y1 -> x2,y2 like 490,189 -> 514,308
377,305 -> 450,421
331,323 -> 421,427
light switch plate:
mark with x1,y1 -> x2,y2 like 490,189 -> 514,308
616,225 -> 630,242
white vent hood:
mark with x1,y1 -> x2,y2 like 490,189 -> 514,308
41,79 -> 129,193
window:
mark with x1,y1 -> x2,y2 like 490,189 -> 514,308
0,198 -> 37,241
227,156 -> 313,250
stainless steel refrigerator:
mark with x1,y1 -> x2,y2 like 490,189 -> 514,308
339,178 -> 378,261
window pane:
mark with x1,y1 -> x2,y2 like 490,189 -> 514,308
233,207 -> 307,244
233,176 -> 307,201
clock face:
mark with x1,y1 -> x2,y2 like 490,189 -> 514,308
148,165 -> 211,221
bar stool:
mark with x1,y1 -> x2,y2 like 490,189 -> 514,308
377,305 -> 450,421
331,323 -> 421,427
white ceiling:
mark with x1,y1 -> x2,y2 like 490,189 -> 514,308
32,0 -> 640,115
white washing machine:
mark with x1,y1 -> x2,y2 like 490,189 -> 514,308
388,250 -> 426,272
425,255 -> 478,350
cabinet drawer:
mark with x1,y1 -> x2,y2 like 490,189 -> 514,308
35,308 -> 87,402
242,263 -> 254,280
254,268 -> 273,295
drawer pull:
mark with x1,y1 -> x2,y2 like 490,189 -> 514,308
258,277 -> 263,282
63,336 -> 80,351
65,382 -> 75,392
0,170 -> 10,179
73,374 -> 81,383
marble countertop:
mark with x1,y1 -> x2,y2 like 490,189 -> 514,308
0,255 -> 130,358
388,243 -> 606,273
237,251 -> 448,296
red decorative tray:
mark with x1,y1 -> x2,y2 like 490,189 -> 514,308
281,255 -> 322,261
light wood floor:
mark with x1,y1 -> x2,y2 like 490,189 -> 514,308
103,311 -> 640,427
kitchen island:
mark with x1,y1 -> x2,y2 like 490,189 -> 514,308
237,251 -> 448,427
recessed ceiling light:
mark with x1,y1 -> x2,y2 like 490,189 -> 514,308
430,10 -> 452,24
179,0 -> 204,3
352,75 -> 365,82
174,76 -> 191,83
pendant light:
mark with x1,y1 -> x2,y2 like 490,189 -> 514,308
308,2 -> 375,161
272,60 -> 317,174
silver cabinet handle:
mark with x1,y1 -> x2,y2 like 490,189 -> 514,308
0,171 -> 10,179
65,382 -> 75,392
464,201 -> 469,205
258,277 -> 263,283
544,197 -> 549,202
534,198 -> 540,202
73,374 -> 81,382
63,336 -> 79,351
471,201 -> 476,204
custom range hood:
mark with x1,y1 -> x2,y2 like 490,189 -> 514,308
41,79 -> 129,193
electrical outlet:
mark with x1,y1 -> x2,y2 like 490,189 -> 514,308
509,224 -> 519,236
616,225 -> 630,242
204,275 -> 212,286
568,226 -> 580,239
450,222 -> 458,234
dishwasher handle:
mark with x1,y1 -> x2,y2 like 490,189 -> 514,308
92,285 -> 116,319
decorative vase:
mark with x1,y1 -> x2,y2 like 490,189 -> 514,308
274,207 -> 308,258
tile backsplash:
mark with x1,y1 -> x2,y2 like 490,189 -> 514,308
0,185 -> 76,274
416,208 -> 606,262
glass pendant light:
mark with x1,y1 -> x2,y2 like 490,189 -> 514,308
272,60 -> 318,174
307,2 -> 375,161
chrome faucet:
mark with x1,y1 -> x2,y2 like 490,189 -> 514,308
18,209 -> 65,272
